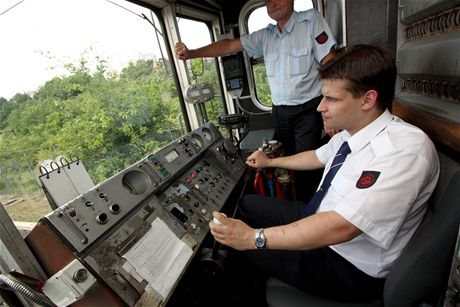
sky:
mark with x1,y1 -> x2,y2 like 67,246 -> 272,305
0,0 -> 310,100
0,0 -> 205,99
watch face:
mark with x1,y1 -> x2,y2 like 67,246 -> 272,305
255,229 -> 266,249
255,237 -> 265,248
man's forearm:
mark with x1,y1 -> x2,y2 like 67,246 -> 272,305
189,39 -> 243,59
267,150 -> 324,171
264,211 -> 361,250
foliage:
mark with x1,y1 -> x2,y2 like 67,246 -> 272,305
0,56 -> 186,194
253,63 -> 272,106
0,94 -> 32,130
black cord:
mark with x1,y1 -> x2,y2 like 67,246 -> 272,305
235,128 -> 249,152
0,0 -> 24,16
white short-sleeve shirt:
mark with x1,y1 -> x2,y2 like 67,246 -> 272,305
240,9 -> 337,106
315,110 -> 440,277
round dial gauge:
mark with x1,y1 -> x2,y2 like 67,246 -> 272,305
202,127 -> 213,141
191,134 -> 204,150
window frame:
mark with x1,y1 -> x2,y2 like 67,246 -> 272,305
238,0 -> 272,111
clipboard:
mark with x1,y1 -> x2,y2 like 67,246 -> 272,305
39,155 -> 94,209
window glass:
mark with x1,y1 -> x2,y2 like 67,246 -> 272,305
247,1 -> 313,107
0,0 -> 185,222
177,18 -> 226,126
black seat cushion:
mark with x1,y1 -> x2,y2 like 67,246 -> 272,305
383,153 -> 460,306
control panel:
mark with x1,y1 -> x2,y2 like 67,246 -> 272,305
39,123 -> 246,306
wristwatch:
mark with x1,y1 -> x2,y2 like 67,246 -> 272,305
255,228 -> 266,250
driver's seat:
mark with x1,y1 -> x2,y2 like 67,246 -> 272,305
266,151 -> 460,306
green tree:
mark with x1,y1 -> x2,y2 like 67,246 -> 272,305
253,63 -> 272,106
0,97 -> 14,130
0,56 -> 185,192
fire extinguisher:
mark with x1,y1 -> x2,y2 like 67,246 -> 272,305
253,139 -> 296,200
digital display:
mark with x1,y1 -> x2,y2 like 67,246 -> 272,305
222,55 -> 243,79
165,149 -> 179,163
227,78 -> 243,90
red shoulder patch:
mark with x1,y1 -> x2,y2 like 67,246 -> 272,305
356,171 -> 381,189
315,31 -> 328,44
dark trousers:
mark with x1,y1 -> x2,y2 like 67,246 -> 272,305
272,96 -> 324,201
236,194 -> 385,302
271,96 -> 323,155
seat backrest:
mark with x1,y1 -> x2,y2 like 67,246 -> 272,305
383,151 -> 460,307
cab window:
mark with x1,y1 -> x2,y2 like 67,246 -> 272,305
0,0 -> 184,222
177,18 -> 226,126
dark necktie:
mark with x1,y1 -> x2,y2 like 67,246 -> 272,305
301,141 -> 351,217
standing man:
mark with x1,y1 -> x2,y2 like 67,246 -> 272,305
208,45 -> 440,301
175,0 -> 337,200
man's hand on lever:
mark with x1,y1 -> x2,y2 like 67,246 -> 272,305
209,211 -> 255,251
246,149 -> 271,169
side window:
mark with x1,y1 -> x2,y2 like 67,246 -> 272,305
177,18 -> 226,125
0,0 -> 185,222
246,1 -> 313,107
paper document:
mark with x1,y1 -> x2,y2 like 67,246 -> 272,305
123,218 -> 193,300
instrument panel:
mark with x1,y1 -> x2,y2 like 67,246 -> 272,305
36,123 -> 246,306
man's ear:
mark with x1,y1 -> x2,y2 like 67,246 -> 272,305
362,90 -> 378,111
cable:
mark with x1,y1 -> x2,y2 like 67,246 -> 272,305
230,167 -> 252,218
235,127 -> 249,151
0,273 -> 56,307
105,0 -> 141,18
0,0 -> 24,16
104,0 -> 169,77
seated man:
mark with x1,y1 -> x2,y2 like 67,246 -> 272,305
208,44 -> 440,301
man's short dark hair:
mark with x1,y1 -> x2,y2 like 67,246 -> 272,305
319,44 -> 396,110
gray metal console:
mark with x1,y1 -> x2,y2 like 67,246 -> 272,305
28,123 -> 246,306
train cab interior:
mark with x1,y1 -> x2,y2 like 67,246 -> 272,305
1,0 -> 460,306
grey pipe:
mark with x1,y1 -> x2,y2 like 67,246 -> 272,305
0,273 -> 56,307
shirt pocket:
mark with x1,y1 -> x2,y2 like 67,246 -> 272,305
264,53 -> 279,77
328,172 -> 355,204
288,48 -> 309,76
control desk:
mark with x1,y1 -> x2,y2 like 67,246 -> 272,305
26,123 -> 247,306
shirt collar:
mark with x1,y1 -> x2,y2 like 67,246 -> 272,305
346,110 -> 394,153
284,11 -> 297,33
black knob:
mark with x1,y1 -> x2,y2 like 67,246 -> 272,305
222,138 -> 237,155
